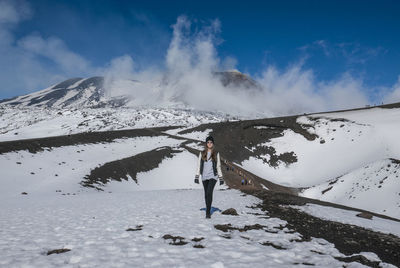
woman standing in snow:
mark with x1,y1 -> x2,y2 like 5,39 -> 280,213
194,135 -> 224,218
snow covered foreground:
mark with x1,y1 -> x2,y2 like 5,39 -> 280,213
1,189 -> 395,268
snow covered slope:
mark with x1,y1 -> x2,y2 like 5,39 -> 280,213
0,71 -> 260,110
0,77 -> 132,108
0,105 -> 237,141
300,158 -> 400,218
1,132 -> 398,267
236,107 -> 400,218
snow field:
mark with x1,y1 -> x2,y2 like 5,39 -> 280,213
300,158 -> 400,219
0,136 -> 183,197
290,203 -> 400,237
0,106 -> 228,141
241,116 -> 386,187
0,189 -> 387,268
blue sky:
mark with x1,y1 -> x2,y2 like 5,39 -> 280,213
1,0 -> 400,106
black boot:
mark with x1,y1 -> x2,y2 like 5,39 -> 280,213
206,212 -> 211,219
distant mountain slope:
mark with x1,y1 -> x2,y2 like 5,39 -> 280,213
213,70 -> 260,89
0,71 -> 261,109
0,77 -> 130,108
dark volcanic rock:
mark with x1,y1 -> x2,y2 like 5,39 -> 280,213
126,225 -> 143,231
46,248 -> 71,255
191,237 -> 204,242
221,208 -> 239,216
0,125 -> 180,154
178,115 -> 316,169
356,212 -> 373,220
214,223 -> 266,233
162,234 -> 187,245
213,71 -> 261,89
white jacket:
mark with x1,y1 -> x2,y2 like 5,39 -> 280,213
196,151 -> 223,179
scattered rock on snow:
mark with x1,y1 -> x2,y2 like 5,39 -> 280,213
356,212 -> 373,220
218,234 -> 232,239
191,237 -> 204,242
126,225 -> 143,231
260,241 -> 287,250
46,248 -> 71,255
221,208 -> 239,216
214,223 -> 266,232
162,234 -> 187,245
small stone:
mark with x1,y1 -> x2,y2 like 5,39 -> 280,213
21,192 -> 28,195
221,208 -> 239,216
47,248 -> 70,255
356,212 -> 373,220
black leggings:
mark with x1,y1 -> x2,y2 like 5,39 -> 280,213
202,179 -> 217,214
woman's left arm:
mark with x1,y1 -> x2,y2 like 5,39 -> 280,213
217,152 -> 223,178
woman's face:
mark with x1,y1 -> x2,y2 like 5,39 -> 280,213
207,140 -> 214,149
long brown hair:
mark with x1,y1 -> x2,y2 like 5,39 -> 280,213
201,144 -> 218,162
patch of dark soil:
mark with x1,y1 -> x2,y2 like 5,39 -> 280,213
243,189 -> 400,267
46,248 -> 71,255
21,192 -> 28,195
310,250 -> 325,255
193,244 -> 205,248
329,177 -> 340,185
221,208 -> 239,216
162,234 -> 187,245
178,115 -> 317,169
321,186 -> 333,194
126,225 -> 143,231
389,158 -> 400,165
218,234 -> 231,239
191,237 -> 204,242
214,223 -> 266,233
293,262 -> 315,266
0,125 -> 180,154
335,255 -> 380,268
80,146 -> 182,190
260,241 -> 287,250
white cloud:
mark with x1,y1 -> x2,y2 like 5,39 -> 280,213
0,0 -> 93,97
0,4 -> 398,117
383,76 -> 400,104
17,34 -> 91,74
86,15 -> 376,117
0,0 -> 31,24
